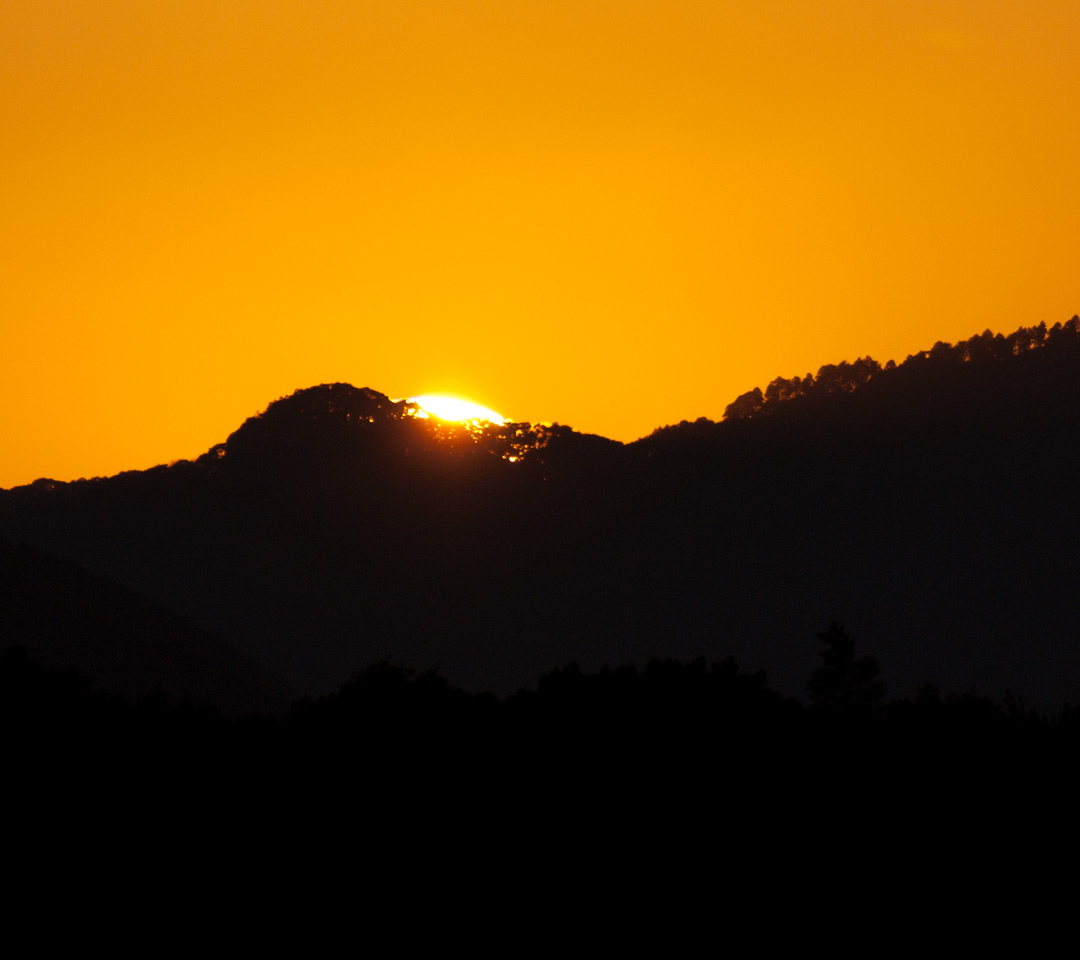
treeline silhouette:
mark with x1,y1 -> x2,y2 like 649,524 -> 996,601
2,318 -> 1080,712
716,316 -> 1080,422
9,633 -> 1063,916
7,628 -> 1076,810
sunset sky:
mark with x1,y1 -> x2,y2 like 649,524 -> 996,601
3,0 -> 1077,487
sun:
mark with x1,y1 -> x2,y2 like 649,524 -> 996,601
408,394 -> 508,424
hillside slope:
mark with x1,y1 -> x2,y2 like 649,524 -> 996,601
3,319 -> 1079,708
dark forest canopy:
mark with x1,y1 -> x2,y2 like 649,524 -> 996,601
644,316 -> 1080,435
9,637 -> 1078,880
2,317 -> 1080,712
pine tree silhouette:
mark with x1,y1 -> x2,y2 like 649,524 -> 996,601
807,623 -> 886,712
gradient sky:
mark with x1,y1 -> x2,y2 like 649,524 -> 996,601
3,0 -> 1077,487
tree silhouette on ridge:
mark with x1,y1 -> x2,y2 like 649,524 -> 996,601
807,623 -> 886,713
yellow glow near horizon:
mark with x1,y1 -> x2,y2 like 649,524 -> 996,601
1,1 -> 1078,487
409,395 -> 508,425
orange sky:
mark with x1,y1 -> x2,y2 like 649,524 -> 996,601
3,0 -> 1078,488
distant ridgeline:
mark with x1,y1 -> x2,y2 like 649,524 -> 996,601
216,383 -> 578,468
651,316 -> 1080,436
2,317 -> 1080,711
630,317 -> 1080,444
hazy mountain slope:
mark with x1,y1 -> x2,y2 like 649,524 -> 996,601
0,538 -> 268,710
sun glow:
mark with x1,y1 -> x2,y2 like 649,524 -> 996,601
408,395 -> 509,424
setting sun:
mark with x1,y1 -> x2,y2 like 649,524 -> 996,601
408,395 -> 508,424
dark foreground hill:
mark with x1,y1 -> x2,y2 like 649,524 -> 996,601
3,318 -> 1079,710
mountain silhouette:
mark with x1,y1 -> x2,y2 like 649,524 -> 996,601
3,318 -> 1079,710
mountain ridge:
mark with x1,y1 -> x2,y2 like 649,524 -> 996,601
3,317 -> 1079,710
